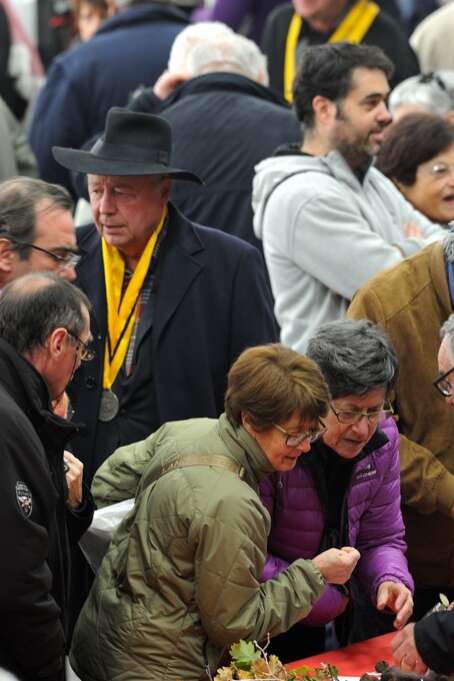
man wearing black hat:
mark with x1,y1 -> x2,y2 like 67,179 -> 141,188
53,107 -> 277,485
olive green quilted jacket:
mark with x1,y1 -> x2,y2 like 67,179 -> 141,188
70,415 -> 326,681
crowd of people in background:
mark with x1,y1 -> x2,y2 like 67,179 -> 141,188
2,0 -> 454,680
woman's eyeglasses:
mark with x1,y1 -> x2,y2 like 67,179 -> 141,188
330,402 -> 394,425
272,421 -> 327,447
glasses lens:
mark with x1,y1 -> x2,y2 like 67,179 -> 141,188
430,163 -> 450,178
59,253 -> 81,269
80,345 -> 95,362
337,411 -> 361,425
437,379 -> 452,397
286,428 -> 324,447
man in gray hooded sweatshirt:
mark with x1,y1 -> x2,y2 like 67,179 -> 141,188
252,42 -> 445,352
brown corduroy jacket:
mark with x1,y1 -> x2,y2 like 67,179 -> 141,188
348,240 -> 454,587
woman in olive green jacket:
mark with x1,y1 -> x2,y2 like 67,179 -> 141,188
71,344 -> 359,681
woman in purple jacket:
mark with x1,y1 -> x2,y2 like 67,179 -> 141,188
261,319 -> 414,660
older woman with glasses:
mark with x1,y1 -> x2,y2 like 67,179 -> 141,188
376,112 -> 454,226
261,320 -> 414,661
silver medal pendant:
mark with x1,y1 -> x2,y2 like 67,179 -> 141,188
98,389 -> 120,422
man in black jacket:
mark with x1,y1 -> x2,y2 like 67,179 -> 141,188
0,273 -> 94,681
262,0 -> 419,101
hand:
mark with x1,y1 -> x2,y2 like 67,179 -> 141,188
51,391 -> 69,419
63,451 -> 84,509
153,70 -> 188,99
403,221 -> 423,239
377,581 -> 413,629
312,546 -> 360,585
392,623 -> 428,675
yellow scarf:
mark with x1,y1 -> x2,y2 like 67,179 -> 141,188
101,206 -> 168,390
284,0 -> 380,102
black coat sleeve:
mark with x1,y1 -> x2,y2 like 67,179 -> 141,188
415,611 -> 454,674
228,244 -> 279,363
0,416 -> 66,681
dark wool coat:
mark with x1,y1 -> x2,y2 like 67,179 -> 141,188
129,72 -> 301,248
28,4 -> 189,193
69,203 -> 278,483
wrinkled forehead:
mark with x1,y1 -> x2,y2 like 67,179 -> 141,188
87,174 -> 163,190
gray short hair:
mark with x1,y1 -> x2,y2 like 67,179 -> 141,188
389,71 -> 454,117
440,313 -> 454,363
306,319 -> 399,398
168,22 -> 269,85
0,177 -> 73,260
0,272 -> 91,355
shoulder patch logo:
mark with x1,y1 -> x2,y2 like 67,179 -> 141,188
16,481 -> 33,517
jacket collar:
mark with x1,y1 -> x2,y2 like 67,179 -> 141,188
217,414 -> 276,490
96,3 -> 189,36
161,72 -> 291,109
76,203 -> 205,351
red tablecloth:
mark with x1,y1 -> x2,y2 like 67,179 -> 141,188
286,632 -> 395,675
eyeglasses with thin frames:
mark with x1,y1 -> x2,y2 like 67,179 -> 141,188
330,402 -> 394,426
12,240 -> 81,269
433,366 -> 454,397
425,162 -> 454,180
272,421 -> 327,447
66,330 -> 96,362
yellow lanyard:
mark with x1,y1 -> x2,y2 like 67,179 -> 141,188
101,206 -> 168,389
284,0 -> 380,102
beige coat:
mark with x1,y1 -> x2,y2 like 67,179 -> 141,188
348,240 -> 454,588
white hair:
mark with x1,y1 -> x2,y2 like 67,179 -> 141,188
168,22 -> 269,86
389,71 -> 454,116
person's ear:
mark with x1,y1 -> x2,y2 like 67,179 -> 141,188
0,238 -> 15,279
241,412 -> 256,438
312,95 -> 337,126
47,327 -> 69,360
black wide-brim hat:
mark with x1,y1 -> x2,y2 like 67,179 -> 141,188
52,107 -> 203,184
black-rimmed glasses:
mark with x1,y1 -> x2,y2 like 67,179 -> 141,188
12,240 -> 81,269
273,421 -> 327,447
433,367 -> 454,397
330,402 -> 394,425
66,330 -> 96,362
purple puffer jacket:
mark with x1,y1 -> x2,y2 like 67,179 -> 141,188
260,417 -> 414,626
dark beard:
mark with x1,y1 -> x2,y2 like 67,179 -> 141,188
335,138 -> 372,178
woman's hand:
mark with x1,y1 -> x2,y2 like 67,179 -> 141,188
377,581 -> 413,629
312,546 -> 360,584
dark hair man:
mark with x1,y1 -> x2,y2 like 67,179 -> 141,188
262,0 -> 419,102
0,272 -> 93,681
252,42 -> 445,352
0,177 -> 79,288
